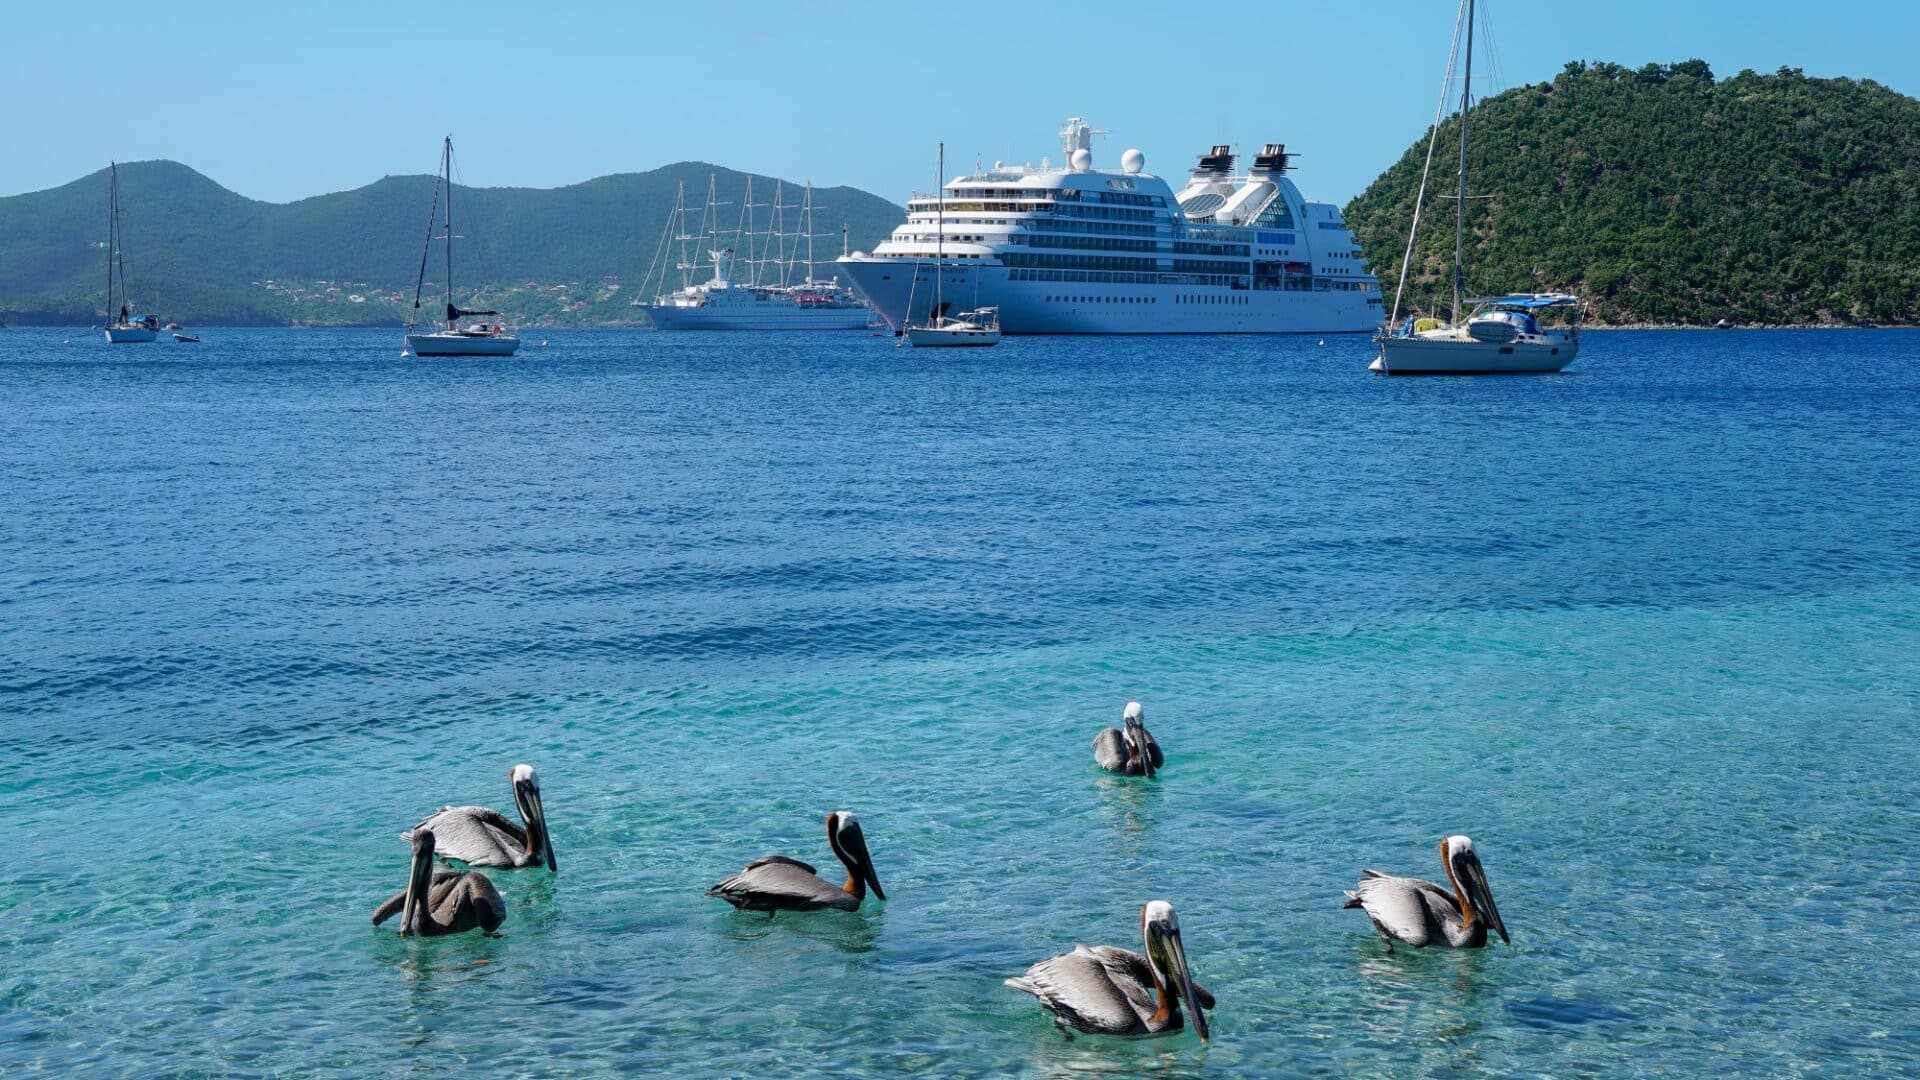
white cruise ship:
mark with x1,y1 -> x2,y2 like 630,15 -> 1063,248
839,119 -> 1382,334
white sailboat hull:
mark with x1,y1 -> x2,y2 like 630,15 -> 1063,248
1371,332 -> 1578,374
905,324 -> 1001,347
406,331 -> 519,356
104,327 -> 158,343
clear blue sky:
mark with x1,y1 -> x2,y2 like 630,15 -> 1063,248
6,0 -> 1917,207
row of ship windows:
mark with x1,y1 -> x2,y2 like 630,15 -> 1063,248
1055,203 -> 1160,223
1172,242 -> 1251,258
938,189 -> 1166,207
934,188 -> 1166,207
1004,253 -> 1157,272
1096,190 -> 1164,207
1015,234 -> 1160,253
1008,236 -> 1261,261
1027,217 -> 1159,237
1027,291 -> 1286,308
1008,269 -> 1241,287
1044,295 -> 1159,304
911,203 -> 1162,224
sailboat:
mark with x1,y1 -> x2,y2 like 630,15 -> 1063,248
903,142 -> 1000,348
1372,0 -> 1582,375
403,136 -> 518,357
103,163 -> 159,343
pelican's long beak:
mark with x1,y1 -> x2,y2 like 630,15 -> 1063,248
1458,851 -> 1508,944
1129,721 -> 1157,778
851,831 -> 885,902
401,831 -> 434,938
833,815 -> 885,902
1151,920 -> 1209,1043
515,777 -> 557,874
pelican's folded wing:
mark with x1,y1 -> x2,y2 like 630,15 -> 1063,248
707,856 -> 848,910
1350,874 -> 1450,947
1092,728 -> 1128,771
1007,945 -> 1148,1035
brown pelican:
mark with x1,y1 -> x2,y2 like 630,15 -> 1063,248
1344,835 -> 1509,951
403,763 -> 556,872
371,828 -> 506,937
706,811 -> 885,913
1092,701 -> 1163,776
1006,900 -> 1213,1042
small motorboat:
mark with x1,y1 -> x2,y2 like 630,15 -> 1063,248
173,333 -> 200,343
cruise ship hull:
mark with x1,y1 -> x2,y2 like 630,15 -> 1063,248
839,258 -> 1380,335
644,304 -> 870,331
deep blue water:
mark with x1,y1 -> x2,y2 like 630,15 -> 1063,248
4,327 -> 1918,1075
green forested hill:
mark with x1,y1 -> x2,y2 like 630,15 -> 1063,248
1345,62 -> 1920,325
0,161 -> 904,326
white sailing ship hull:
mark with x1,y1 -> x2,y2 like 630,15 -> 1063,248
1370,333 -> 1578,374
406,332 -> 520,356
644,302 -> 869,331
840,259 -> 1381,335
104,326 -> 158,343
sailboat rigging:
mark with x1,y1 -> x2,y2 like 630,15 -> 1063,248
1371,0 -> 1583,375
903,141 -> 1000,348
404,136 -> 519,357
103,163 -> 159,344
638,172 -> 870,330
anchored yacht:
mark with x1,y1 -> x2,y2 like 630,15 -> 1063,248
838,119 -> 1382,334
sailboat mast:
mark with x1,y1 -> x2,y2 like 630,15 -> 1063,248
935,142 -> 944,316
743,176 -> 756,286
1452,0 -> 1474,324
443,137 -> 454,329
804,183 -> 815,284
107,164 -> 117,321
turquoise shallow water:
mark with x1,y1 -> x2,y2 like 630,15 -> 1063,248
4,328 -> 1918,1076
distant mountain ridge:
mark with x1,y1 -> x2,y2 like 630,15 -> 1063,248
0,161 -> 905,326
1344,62 -> 1920,326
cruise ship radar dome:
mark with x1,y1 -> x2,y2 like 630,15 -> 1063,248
1121,148 -> 1145,175
1070,148 -> 1092,172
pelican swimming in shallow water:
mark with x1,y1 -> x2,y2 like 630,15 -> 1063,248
1092,701 -> 1163,777
1344,835 -> 1509,951
1007,900 -> 1213,1042
404,763 -> 557,872
706,811 -> 885,913
371,828 -> 506,937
